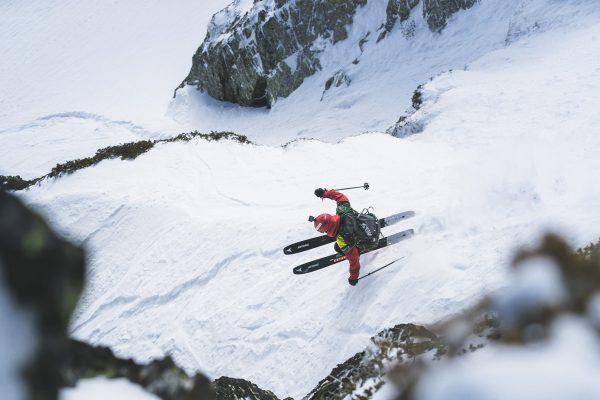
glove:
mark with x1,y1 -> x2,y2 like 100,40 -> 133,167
314,188 -> 327,198
348,278 -> 358,286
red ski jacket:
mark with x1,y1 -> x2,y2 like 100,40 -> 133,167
322,190 -> 361,280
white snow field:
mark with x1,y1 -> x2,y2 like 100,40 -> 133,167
2,0 -> 592,176
169,0 -> 525,144
0,0 -> 232,176
59,377 -> 160,400
0,0 -> 233,129
3,0 -> 600,398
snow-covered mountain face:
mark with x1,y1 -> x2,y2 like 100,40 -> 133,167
180,0 -> 477,108
0,0 -> 233,174
3,0 -> 600,399
180,0 -> 368,107
172,0 -> 600,144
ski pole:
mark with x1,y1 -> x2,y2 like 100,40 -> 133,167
332,182 -> 370,191
358,256 -> 405,281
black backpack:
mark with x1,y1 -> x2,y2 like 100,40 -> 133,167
347,209 -> 381,251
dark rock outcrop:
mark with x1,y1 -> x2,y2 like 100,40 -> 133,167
378,0 -> 420,41
215,376 -> 293,400
180,0 -> 368,108
423,0 -> 478,31
305,314 -> 498,400
386,84 -> 426,138
180,0 -> 480,107
304,324 -> 447,400
64,339 -> 214,400
379,0 -> 477,41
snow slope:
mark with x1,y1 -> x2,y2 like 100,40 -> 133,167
0,0 -> 232,175
170,0 -> 519,144
59,377 -> 160,400
2,0 -> 585,177
170,0 -> 600,145
5,0 -> 600,398
0,0 -> 232,130
18,9 -> 600,395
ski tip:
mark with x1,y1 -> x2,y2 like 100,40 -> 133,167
396,211 -> 415,219
283,247 -> 292,255
293,266 -> 308,274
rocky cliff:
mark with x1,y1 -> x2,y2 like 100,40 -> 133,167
178,0 -> 479,107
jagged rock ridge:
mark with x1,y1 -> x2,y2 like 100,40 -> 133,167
179,0 -> 479,107
180,0 -> 367,107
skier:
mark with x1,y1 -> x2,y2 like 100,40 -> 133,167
313,188 -> 368,286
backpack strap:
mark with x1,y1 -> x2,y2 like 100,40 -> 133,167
336,202 -> 355,216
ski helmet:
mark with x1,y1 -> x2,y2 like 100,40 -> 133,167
314,213 -> 340,237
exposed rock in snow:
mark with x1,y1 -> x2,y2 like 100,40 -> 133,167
180,0 -> 368,107
304,324 -> 446,400
63,339 -> 215,400
179,0 -> 481,107
321,70 -> 353,100
215,376 -> 292,400
379,0 -> 476,41
304,313 -> 497,399
383,0 -> 420,34
423,0 -> 478,31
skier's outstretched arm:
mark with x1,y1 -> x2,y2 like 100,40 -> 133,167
314,188 -> 350,205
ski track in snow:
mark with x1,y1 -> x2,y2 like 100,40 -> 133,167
3,0 -> 600,398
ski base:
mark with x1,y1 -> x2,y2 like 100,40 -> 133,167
293,229 -> 414,275
284,210 -> 415,255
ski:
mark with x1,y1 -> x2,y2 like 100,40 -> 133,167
283,210 -> 415,255
379,210 -> 415,228
283,234 -> 334,255
292,228 -> 414,275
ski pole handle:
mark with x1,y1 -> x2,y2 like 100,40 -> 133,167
332,183 -> 370,191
